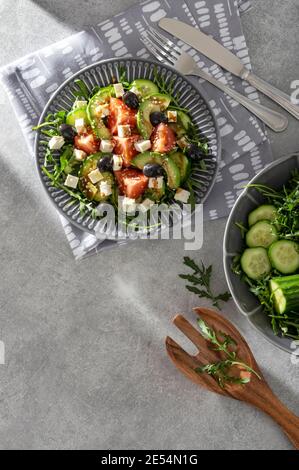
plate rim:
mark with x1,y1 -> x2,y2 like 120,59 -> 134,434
34,57 -> 222,235
223,152 -> 299,354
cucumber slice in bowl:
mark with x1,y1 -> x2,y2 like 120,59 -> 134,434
241,247 -> 271,280
268,240 -> 299,274
248,205 -> 278,226
87,86 -> 114,139
131,151 -> 181,190
169,152 -> 191,183
246,220 -> 278,248
270,274 -> 299,314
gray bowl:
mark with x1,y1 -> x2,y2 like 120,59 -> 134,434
35,58 -> 221,236
223,153 -> 299,354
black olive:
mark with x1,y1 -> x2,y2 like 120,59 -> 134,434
143,164 -> 164,178
123,91 -> 139,109
98,155 -> 113,172
186,144 -> 205,160
150,111 -> 168,126
102,115 -> 109,127
59,124 -> 77,143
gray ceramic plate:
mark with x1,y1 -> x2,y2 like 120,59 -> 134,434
35,58 -> 221,236
223,153 -> 299,354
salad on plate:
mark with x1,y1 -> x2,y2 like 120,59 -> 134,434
34,71 -> 208,221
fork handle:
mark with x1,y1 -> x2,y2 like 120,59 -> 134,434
246,72 -> 299,120
189,68 -> 288,132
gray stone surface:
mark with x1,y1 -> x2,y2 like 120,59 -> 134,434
0,0 -> 298,450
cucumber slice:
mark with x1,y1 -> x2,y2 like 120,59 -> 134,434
177,111 -> 191,130
268,240 -> 299,274
241,247 -> 271,280
66,107 -> 88,127
248,205 -> 278,227
169,152 -> 191,183
131,151 -> 180,189
130,79 -> 159,98
137,94 -> 172,139
246,220 -> 278,248
270,275 -> 299,314
87,86 -> 114,139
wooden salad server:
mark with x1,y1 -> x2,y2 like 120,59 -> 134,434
166,307 -> 299,449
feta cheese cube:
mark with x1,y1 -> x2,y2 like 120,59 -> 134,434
74,100 -> 87,109
167,110 -> 177,123
134,140 -> 152,153
118,125 -> 131,138
88,169 -> 103,185
95,103 -> 110,118
139,198 -> 155,213
75,118 -> 85,134
48,135 -> 65,150
174,188 -> 191,204
121,197 -> 137,214
64,174 -> 79,190
73,148 -> 87,161
99,181 -> 113,197
100,140 -> 115,153
113,83 -> 125,98
112,155 -> 123,171
148,176 -> 164,190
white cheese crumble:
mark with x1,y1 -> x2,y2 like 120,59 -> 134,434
88,169 -> 103,185
134,140 -> 152,153
113,83 -> 125,98
99,181 -> 113,197
174,188 -> 191,204
112,155 -> 123,171
167,110 -> 177,123
64,174 -> 79,189
100,140 -> 115,153
75,118 -> 86,134
73,148 -> 87,161
148,176 -> 164,190
95,103 -> 110,118
139,199 -> 155,213
121,197 -> 137,213
48,135 -> 65,150
117,125 -> 131,138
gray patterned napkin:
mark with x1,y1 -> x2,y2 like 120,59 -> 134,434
0,0 -> 273,259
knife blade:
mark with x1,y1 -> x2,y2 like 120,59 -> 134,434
159,18 -> 299,120
159,18 -> 247,78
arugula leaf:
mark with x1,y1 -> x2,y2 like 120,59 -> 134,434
195,318 -> 261,389
180,257 -> 231,309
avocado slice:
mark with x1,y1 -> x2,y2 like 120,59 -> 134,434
137,94 -> 172,139
169,152 -> 191,183
132,151 -> 181,190
87,86 -> 114,139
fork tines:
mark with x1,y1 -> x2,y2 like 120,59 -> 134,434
141,27 -> 181,67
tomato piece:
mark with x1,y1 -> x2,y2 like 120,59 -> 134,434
115,169 -> 149,199
74,132 -> 99,155
108,97 -> 137,135
151,123 -> 176,154
113,135 -> 140,167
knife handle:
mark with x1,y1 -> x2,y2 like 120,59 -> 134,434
246,73 -> 299,120
190,68 -> 288,132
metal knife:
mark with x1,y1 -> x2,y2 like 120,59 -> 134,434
159,18 -> 299,120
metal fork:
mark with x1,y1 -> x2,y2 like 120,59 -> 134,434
141,28 -> 288,133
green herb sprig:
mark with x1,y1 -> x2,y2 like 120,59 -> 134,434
195,318 -> 261,389
180,257 -> 231,309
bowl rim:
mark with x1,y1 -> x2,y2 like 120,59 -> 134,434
223,152 -> 299,354
34,57 -> 221,236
